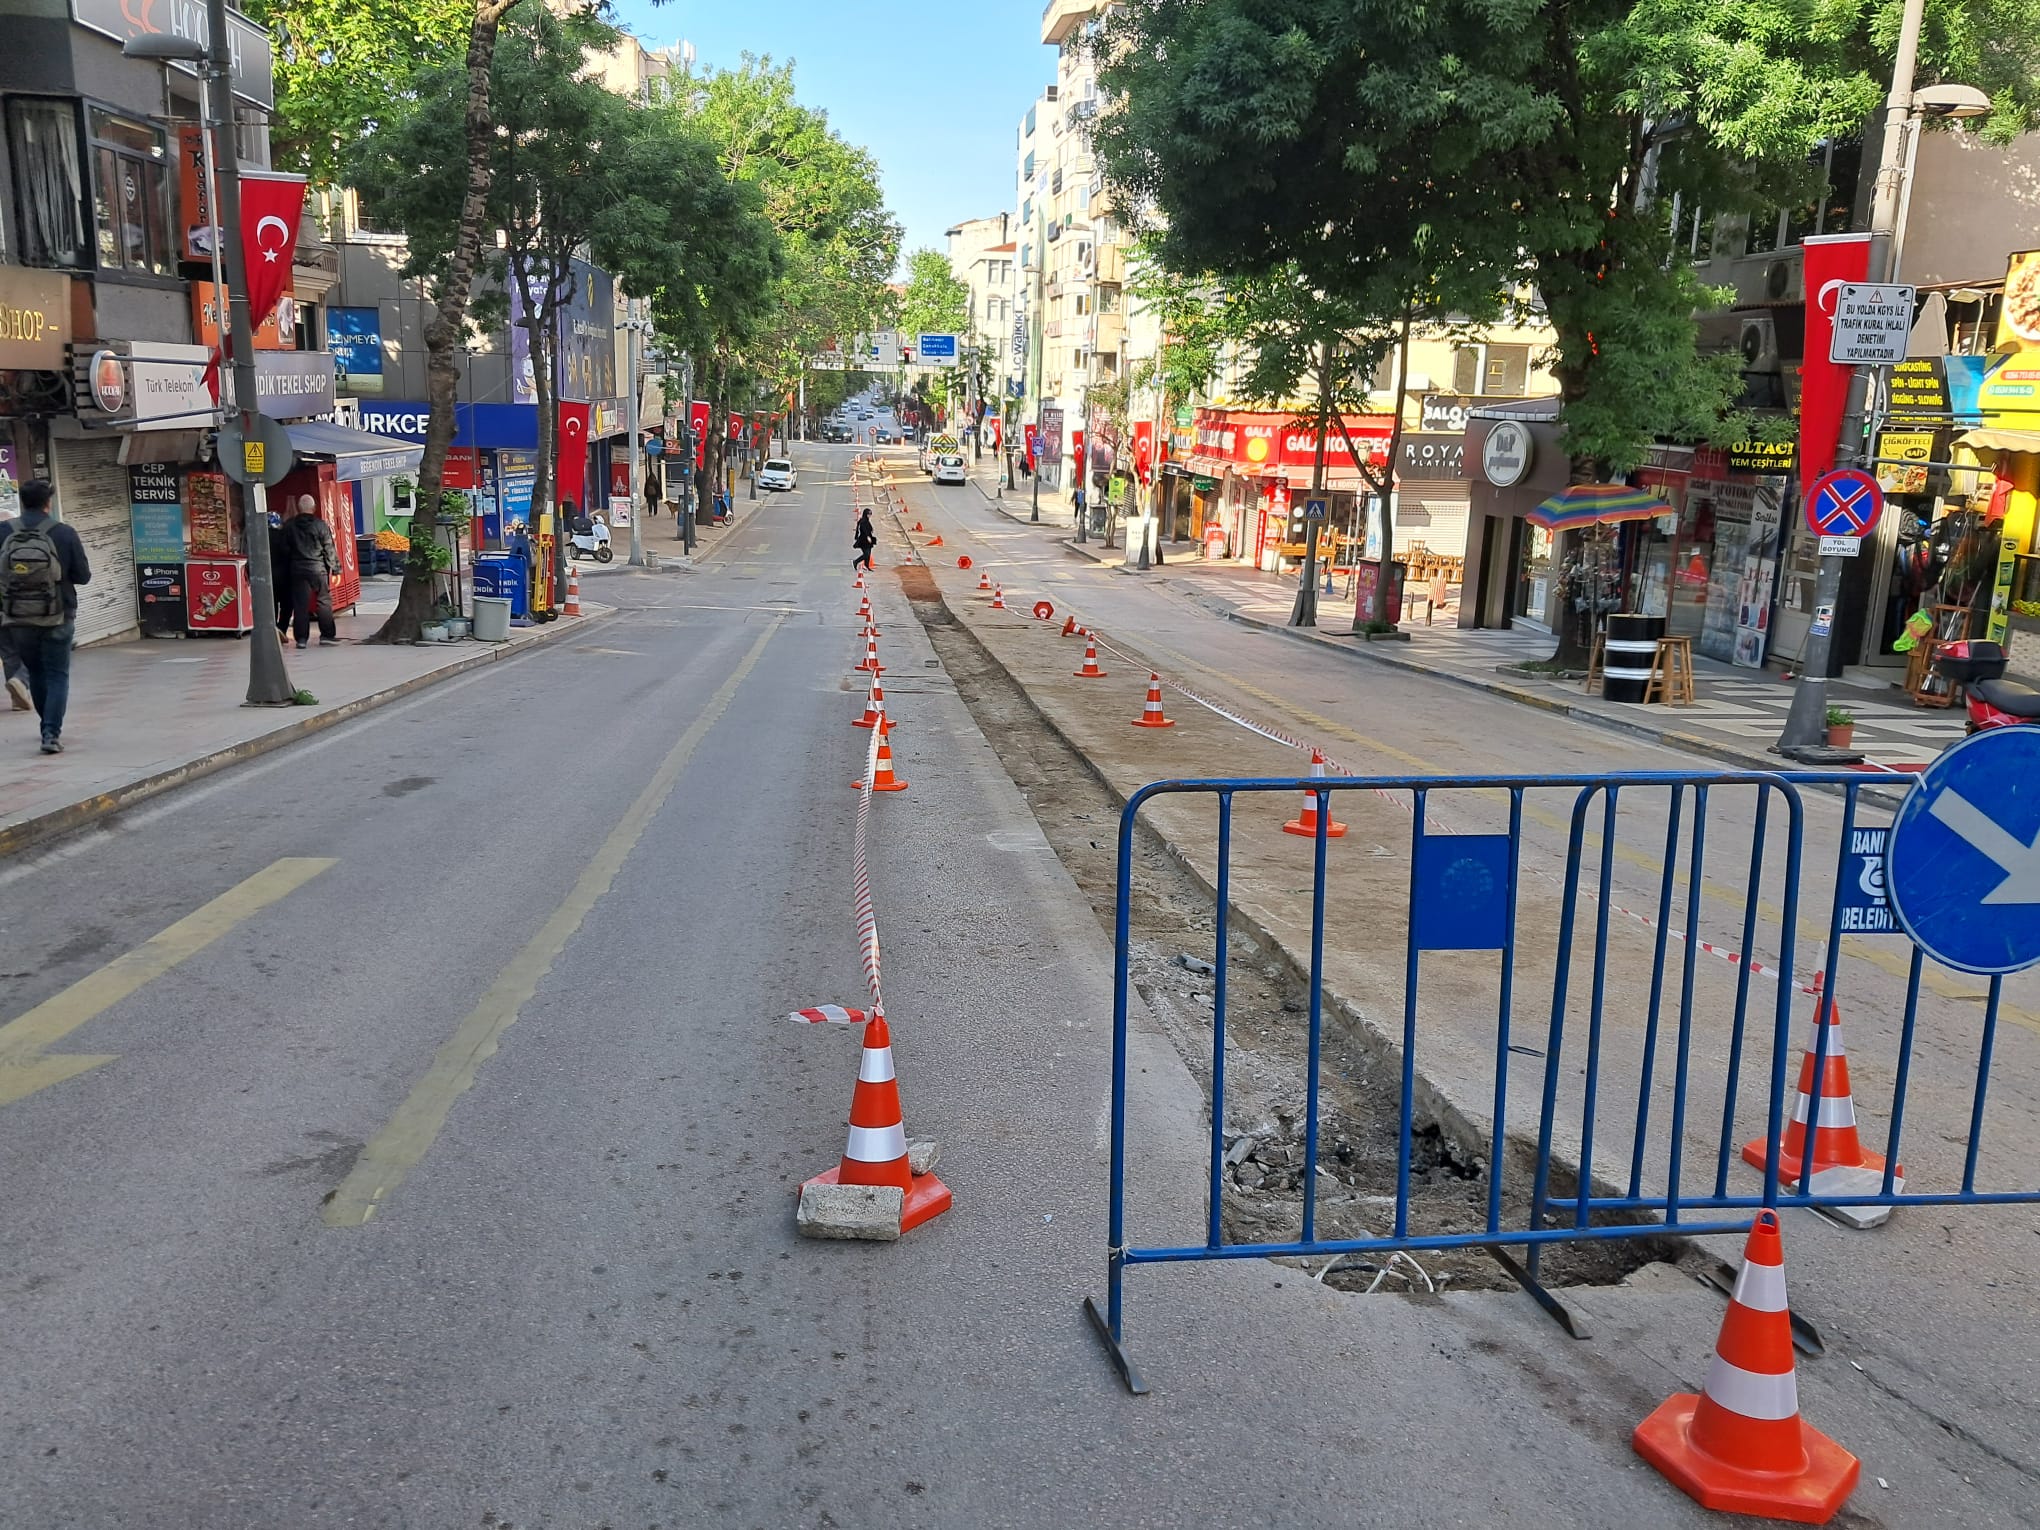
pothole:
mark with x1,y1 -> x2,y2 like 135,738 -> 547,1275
905,576 -> 1679,1296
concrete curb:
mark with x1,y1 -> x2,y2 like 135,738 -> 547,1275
0,608 -> 611,861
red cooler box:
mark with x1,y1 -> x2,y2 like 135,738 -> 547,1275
186,557 -> 254,634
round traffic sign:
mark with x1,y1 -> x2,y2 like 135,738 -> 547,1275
1886,728 -> 2040,974
1804,467 -> 1883,539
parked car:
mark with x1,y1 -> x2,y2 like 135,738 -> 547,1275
821,423 -> 851,443
757,458 -> 797,491
933,453 -> 967,485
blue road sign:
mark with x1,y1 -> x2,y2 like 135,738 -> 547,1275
1805,467 -> 1883,538
916,333 -> 959,365
1303,497 -> 1329,521
1886,728 -> 2040,974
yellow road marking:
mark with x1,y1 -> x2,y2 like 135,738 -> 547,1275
0,858 -> 336,1107
1143,637 -> 2037,1034
323,622 -> 782,1226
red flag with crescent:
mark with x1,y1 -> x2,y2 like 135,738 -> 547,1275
557,402 -> 591,512
204,172 -> 307,403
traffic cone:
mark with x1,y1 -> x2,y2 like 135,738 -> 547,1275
856,593 -> 871,623
856,633 -> 884,675
1062,615 -> 1078,637
854,570 -> 866,590
927,534 -> 944,548
1074,636 -> 1107,678
1633,1212 -> 1858,1523
853,730 -> 908,792
977,570 -> 992,591
802,1014 -> 950,1232
1282,750 -> 1348,838
1131,672 -> 1176,728
564,566 -> 582,617
991,586 -> 1007,610
853,677 -> 886,729
912,520 -> 924,532
1741,976 -> 1901,1224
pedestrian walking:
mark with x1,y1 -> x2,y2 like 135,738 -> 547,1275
0,478 -> 91,754
286,493 -> 339,647
2,627 -> 29,712
853,507 -> 877,573
269,497 -> 296,636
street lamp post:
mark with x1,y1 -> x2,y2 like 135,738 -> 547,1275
624,302 -> 647,567
125,18 -> 293,705
1773,0 -> 1991,754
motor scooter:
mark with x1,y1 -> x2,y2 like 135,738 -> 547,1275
1933,640 -> 2040,732
567,521 -> 613,563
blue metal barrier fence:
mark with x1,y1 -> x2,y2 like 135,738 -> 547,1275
1085,769 -> 2040,1395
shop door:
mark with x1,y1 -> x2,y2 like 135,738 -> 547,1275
1699,506 -> 1753,663
54,438 -> 138,645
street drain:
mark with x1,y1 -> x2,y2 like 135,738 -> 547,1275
910,590 -> 1678,1297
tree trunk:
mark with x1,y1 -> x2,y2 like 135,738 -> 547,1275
1366,303 -> 1417,629
368,0 -> 522,644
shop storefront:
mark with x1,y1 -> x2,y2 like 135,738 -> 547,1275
1463,401 -> 1568,632
1187,407 -> 1394,570
345,400 -> 540,545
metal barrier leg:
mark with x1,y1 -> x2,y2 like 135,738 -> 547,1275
1486,1245 -> 1594,1340
1083,1292 -> 1149,1396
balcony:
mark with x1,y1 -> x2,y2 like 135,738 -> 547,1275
1094,243 -> 1124,284
1041,0 -> 1095,45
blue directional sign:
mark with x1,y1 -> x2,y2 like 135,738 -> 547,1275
915,332 -> 959,367
1886,728 -> 2040,973
1303,497 -> 1329,521
1804,467 -> 1883,539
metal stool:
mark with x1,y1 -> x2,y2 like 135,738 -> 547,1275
1643,636 -> 1695,706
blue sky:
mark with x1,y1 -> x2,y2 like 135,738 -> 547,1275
612,0 -> 1051,269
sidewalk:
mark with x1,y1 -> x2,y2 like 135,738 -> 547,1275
0,578 -> 611,857
966,469 -> 1965,777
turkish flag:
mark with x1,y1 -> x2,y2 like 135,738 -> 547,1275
1800,234 -> 1872,484
1133,420 -> 1154,483
728,412 -> 745,441
689,401 -> 710,468
557,402 -> 590,512
205,171 -> 306,401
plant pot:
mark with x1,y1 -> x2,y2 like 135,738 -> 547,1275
1826,724 -> 1854,749
419,623 -> 448,644
443,618 -> 470,639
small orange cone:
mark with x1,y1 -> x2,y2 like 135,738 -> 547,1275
1061,615 -> 1078,637
853,730 -> 908,792
991,586 -> 1007,610
854,569 -> 866,590
912,520 -> 924,532
1742,976 -> 1901,1221
927,534 -> 944,548
853,677 -> 886,729
977,571 -> 992,591
856,633 -> 885,675
1634,1212 -> 1858,1523
802,1014 -> 949,1231
564,566 -> 582,617
1282,750 -> 1348,838
856,593 -> 871,623
1131,672 -> 1176,728
1075,636 -> 1107,678
1034,599 -> 1055,621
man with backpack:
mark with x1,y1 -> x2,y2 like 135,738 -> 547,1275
286,492 -> 339,647
0,479 -> 91,755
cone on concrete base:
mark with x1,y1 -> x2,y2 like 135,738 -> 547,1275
801,1014 -> 950,1233
1075,636 -> 1107,678
853,731 -> 907,792
856,593 -> 871,623
991,586 -> 1007,610
1741,976 -> 1901,1224
1282,750 -> 1348,838
564,567 -> 582,617
853,677 -> 887,729
1633,1211 -> 1858,1523
1131,672 -> 1176,728
856,633 -> 885,675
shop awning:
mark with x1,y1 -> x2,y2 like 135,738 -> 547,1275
284,421 -> 426,482
1179,454 -> 1230,479
1959,427 -> 2040,457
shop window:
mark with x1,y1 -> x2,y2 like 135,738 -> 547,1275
1451,346 -> 1481,395
87,108 -> 173,277
6,98 -> 90,269
1821,138 -> 1863,233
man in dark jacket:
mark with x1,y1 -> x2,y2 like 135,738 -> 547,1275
0,479 -> 92,754
287,493 -> 340,647
853,507 -> 877,572
269,498 -> 296,636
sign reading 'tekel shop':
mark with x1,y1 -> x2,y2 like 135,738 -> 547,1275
0,268 -> 70,371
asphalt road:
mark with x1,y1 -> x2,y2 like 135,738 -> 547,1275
1,444 -> 2029,1529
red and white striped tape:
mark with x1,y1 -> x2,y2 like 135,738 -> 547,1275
790,1004 -> 871,1024
852,722 -> 886,1019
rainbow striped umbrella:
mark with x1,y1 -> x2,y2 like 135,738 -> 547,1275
1528,482 -> 1675,531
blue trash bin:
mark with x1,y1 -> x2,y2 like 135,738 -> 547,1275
474,554 -> 529,618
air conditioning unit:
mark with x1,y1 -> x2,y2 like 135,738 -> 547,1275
1045,85 -> 1059,101
1739,315 -> 1782,372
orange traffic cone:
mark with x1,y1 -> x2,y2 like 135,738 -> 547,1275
802,1014 -> 950,1232
991,586 -> 1007,610
853,730 -> 908,792
912,520 -> 924,532
927,534 -> 944,548
564,566 -> 582,617
1634,1211 -> 1858,1523
856,633 -> 884,675
856,593 -> 871,623
1742,977 -> 1901,1221
1074,636 -> 1107,678
1062,615 -> 1078,637
1131,672 -> 1176,728
977,571 -> 992,591
1282,750 -> 1348,838
853,677 -> 887,729
854,569 -> 866,590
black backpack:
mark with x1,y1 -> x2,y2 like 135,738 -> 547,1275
0,523 -> 65,627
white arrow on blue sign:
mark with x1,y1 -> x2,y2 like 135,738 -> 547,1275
1886,728 -> 2040,973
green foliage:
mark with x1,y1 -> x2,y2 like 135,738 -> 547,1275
898,248 -> 969,342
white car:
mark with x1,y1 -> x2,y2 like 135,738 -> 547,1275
757,458 -> 797,491
932,453 -> 967,486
